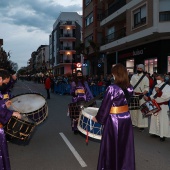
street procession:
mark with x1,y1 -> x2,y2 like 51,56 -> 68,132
1,0 -> 170,170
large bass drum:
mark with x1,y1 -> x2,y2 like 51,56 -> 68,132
9,93 -> 48,125
4,115 -> 36,142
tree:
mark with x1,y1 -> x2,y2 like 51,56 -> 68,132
0,48 -> 18,73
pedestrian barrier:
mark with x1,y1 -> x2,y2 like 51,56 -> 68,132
54,83 -> 106,96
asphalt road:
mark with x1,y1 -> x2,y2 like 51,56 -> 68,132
6,80 -> 170,170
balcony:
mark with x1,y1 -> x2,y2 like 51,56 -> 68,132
101,0 -> 126,20
64,59 -> 71,63
102,27 -> 126,45
59,34 -> 76,41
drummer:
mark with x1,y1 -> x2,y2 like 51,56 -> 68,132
144,74 -> 170,141
130,64 -> 149,131
0,69 -> 21,170
70,70 -> 95,134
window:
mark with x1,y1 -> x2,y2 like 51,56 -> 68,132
160,11 -> 170,21
159,0 -> 170,21
85,34 -> 93,47
85,13 -> 93,26
85,0 -> 92,6
133,5 -> 147,28
107,26 -> 115,42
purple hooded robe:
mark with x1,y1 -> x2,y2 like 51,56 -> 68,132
95,84 -> 135,170
70,80 -> 94,131
0,92 -> 13,170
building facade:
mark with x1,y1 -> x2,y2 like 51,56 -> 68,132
49,12 -> 82,75
83,0 -> 170,75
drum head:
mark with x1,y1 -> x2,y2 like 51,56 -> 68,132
9,93 -> 46,113
82,107 -> 99,118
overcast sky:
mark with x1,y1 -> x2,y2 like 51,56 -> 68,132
0,0 -> 82,70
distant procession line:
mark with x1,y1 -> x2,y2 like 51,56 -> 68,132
59,132 -> 87,168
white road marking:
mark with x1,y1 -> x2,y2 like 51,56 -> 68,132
59,132 -> 87,168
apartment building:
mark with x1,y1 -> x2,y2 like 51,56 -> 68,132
49,12 -> 82,75
83,0 -> 104,75
83,0 -> 170,75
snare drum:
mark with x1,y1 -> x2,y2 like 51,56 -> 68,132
4,115 -> 36,141
68,101 -> 86,119
128,95 -> 140,110
9,93 -> 48,125
140,100 -> 160,117
77,107 -> 103,140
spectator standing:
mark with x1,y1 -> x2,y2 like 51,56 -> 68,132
45,75 -> 51,99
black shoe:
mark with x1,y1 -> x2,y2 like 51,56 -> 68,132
160,137 -> 165,142
74,130 -> 79,135
139,128 -> 144,132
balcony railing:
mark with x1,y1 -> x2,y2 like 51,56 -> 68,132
60,34 -> 76,38
101,0 -> 126,20
159,11 -> 170,21
60,46 -> 75,50
102,27 -> 126,45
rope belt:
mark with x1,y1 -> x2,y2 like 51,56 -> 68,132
157,101 -> 168,105
110,105 -> 129,114
76,89 -> 85,93
0,123 -> 3,128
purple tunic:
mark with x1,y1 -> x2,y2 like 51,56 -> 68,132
70,81 -> 93,103
70,81 -> 94,131
96,84 -> 135,170
0,92 -> 13,170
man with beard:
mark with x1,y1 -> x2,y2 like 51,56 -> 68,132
130,64 -> 149,131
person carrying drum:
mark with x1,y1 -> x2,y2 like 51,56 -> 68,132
70,70 -> 94,134
130,64 -> 149,131
0,69 -> 21,170
92,63 -> 135,170
143,74 -> 170,141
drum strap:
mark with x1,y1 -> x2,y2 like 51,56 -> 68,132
133,74 -> 146,90
153,83 -> 166,99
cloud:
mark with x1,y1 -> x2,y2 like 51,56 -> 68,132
0,0 -> 82,69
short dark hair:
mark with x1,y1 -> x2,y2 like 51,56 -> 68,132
0,70 -> 10,80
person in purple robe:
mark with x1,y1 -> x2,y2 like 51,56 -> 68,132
0,69 -> 21,170
93,63 -> 136,170
70,70 -> 94,134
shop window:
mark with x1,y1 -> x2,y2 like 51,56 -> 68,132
167,56 -> 170,72
126,59 -> 134,74
144,58 -> 157,75
132,4 -> 147,29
